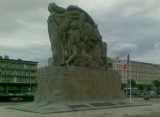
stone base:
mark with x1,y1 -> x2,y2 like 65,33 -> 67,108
7,101 -> 152,114
8,66 -> 128,113
35,66 -> 125,103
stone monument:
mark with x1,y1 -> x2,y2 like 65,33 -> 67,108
8,3 -> 128,113
34,2 -> 126,111
47,3 -> 107,69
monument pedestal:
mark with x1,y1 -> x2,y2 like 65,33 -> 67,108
35,66 -> 125,105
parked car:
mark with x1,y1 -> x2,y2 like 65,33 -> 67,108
24,92 -> 34,96
0,93 -> 5,96
132,92 -> 140,97
142,91 -> 153,98
7,93 -> 14,96
11,97 -> 23,102
143,95 -> 151,100
149,92 -> 156,98
14,93 -> 25,96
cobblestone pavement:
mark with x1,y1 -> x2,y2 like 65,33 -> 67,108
0,98 -> 160,117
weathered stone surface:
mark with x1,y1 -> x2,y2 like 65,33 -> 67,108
35,66 -> 125,104
48,3 -> 107,69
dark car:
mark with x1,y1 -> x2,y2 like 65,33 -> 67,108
24,92 -> 34,96
0,93 -> 5,96
142,91 -> 153,98
14,93 -> 25,96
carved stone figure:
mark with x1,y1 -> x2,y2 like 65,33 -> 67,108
78,37 -> 92,67
48,3 -> 108,69
47,3 -> 66,66
65,22 -> 80,66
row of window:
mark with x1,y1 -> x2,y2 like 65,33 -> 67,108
0,76 -> 35,83
117,70 -> 160,75
112,60 -> 125,63
124,74 -> 160,77
113,65 -> 160,72
121,80 -> 153,84
1,70 -> 33,75
111,60 -> 150,65
122,75 -> 159,79
0,62 -> 36,69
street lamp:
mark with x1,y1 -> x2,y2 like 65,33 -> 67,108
30,71 -> 31,92
126,83 -> 129,95
0,70 -> 1,80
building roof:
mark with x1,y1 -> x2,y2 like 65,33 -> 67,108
0,58 -> 38,64
108,56 -> 160,67
131,60 -> 160,66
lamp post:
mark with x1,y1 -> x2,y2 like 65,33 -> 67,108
0,70 -> 1,80
30,72 -> 31,92
126,83 -> 128,95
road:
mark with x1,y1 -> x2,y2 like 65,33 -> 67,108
0,98 -> 160,117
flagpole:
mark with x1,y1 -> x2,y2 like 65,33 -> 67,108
126,67 -> 128,95
129,54 -> 132,102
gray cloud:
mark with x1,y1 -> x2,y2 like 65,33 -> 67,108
106,37 -> 138,58
0,0 -> 160,67
91,0 -> 160,60
154,42 -> 160,49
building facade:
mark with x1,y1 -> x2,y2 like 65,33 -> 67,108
0,56 -> 38,94
129,61 -> 160,85
48,57 -> 53,66
107,57 -> 160,86
107,57 -> 127,84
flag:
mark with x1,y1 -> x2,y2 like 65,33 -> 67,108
123,54 -> 130,70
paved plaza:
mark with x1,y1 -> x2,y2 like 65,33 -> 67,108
0,98 -> 160,117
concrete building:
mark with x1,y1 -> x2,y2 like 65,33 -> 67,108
0,55 -> 38,94
107,57 -> 127,84
48,57 -> 53,66
129,61 -> 160,85
108,57 -> 160,86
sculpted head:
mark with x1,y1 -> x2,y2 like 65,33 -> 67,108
48,3 -> 65,13
48,3 -> 57,12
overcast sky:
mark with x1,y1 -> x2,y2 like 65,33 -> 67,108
0,0 -> 160,67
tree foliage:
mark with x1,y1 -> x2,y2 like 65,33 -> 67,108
127,79 -> 136,87
138,85 -> 144,91
147,85 -> 152,91
153,80 -> 160,88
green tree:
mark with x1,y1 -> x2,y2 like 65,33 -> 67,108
153,80 -> 160,93
138,85 -> 144,91
153,80 -> 160,88
147,85 -> 152,91
127,79 -> 136,87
